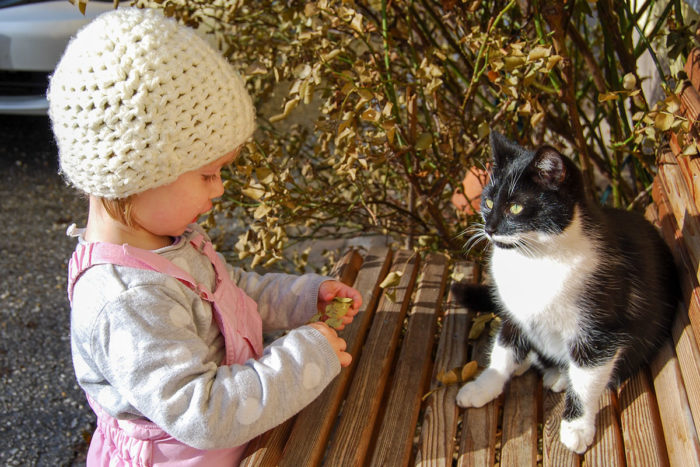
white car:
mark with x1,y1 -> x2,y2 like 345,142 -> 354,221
0,0 -> 115,115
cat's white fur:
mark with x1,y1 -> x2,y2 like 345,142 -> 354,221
456,208 -> 617,453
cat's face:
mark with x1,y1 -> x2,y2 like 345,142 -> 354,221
477,133 -> 582,250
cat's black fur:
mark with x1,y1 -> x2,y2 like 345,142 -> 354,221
453,132 -> 679,453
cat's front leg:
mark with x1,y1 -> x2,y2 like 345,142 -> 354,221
456,320 -> 528,408
559,357 -> 617,453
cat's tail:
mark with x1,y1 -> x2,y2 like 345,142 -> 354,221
451,282 -> 498,313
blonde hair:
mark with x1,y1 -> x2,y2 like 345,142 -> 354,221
100,196 -> 137,228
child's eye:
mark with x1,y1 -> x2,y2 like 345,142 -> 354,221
484,198 -> 494,209
509,203 -> 523,215
202,173 -> 219,182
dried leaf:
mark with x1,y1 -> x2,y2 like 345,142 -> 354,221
437,368 -> 460,384
503,55 -> 526,71
622,73 -> 637,91
379,271 -> 403,289
309,297 -> 353,329
527,45 -> 551,62
598,92 -> 618,103
468,313 -> 496,339
242,182 -> 266,201
546,55 -> 562,71
436,360 -> 480,385
461,360 -> 478,381
269,96 -> 301,123
654,112 -> 674,131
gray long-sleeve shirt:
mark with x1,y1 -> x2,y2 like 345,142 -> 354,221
69,227 -> 339,449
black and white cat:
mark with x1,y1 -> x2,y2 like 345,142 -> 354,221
454,132 -> 679,453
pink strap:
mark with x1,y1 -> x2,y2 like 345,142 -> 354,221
67,236 -> 212,305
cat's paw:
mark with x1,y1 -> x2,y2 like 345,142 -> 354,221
542,368 -> 568,392
560,418 -> 595,454
456,369 -> 505,408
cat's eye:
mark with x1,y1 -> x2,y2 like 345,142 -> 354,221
484,198 -> 494,209
509,203 -> 523,215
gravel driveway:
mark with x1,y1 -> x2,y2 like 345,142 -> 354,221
0,114 -> 92,466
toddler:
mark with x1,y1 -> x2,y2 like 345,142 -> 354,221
48,8 -> 361,466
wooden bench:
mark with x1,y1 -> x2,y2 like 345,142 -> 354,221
238,52 -> 700,467
237,235 -> 699,465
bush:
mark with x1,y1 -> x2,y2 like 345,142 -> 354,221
129,0 -> 696,270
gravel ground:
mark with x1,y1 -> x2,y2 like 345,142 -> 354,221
0,114 -> 92,466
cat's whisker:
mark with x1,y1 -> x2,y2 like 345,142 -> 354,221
462,231 -> 490,256
455,223 -> 485,239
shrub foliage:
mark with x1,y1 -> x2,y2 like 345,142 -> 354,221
123,0 -> 695,270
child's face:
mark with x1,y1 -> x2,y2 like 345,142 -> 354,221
131,150 -> 239,241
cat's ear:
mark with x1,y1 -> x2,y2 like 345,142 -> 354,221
489,131 -> 521,166
531,146 -> 566,189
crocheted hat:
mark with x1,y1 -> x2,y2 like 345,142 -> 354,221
48,8 -> 255,199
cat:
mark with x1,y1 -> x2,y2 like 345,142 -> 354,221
453,132 -> 679,453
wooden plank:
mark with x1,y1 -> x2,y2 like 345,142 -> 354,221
457,401 -> 499,466
542,390 -> 580,467
457,316 -> 498,466
239,416 -> 295,466
240,248 -> 364,467
583,389 -> 624,467
672,305 -> 700,438
685,48 -> 700,93
654,176 -> 700,432
279,247 -> 393,467
650,340 -> 700,466
617,368 -> 669,467
415,262 -> 475,466
656,147 -> 700,347
328,248 -> 364,286
370,253 -> 450,466
500,370 -> 539,467
324,249 -> 420,466
678,81 -> 700,126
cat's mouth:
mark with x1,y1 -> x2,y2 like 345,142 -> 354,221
489,234 -> 521,249
490,231 -> 554,248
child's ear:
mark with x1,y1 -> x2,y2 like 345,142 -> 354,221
531,146 -> 566,189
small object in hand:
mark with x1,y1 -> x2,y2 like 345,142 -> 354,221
310,297 -> 354,329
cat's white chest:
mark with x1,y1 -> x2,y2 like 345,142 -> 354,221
489,218 -> 600,356
492,249 -> 574,319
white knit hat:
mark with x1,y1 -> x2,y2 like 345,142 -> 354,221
48,7 -> 256,199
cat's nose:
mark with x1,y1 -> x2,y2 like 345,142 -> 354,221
484,225 -> 496,237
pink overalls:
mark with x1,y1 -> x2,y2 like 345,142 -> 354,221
67,230 -> 264,466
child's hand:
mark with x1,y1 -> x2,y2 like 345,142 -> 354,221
309,321 -> 352,367
317,280 -> 362,330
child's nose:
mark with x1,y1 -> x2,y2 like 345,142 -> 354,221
211,178 -> 225,199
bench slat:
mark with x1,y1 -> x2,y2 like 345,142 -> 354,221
458,403 -> 498,466
657,147 -> 700,348
543,391 -> 580,466
651,340 -> 700,466
654,176 -> 700,432
416,262 -> 475,465
685,48 -> 700,92
369,253 -> 449,466
617,368 -> 669,466
500,371 -> 539,466
278,247 -> 392,466
457,317 -> 498,466
324,249 -> 420,465
240,249 -> 365,466
584,389 -> 624,466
